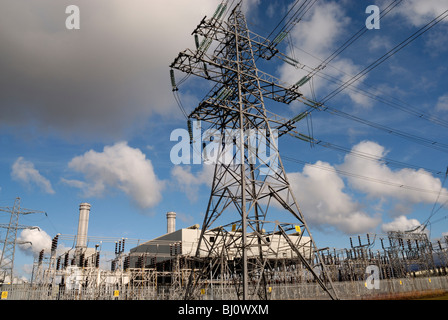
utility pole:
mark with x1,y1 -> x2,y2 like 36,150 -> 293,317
0,197 -> 45,284
170,2 -> 338,300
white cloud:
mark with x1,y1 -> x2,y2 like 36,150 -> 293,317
169,139 -> 446,235
278,1 -> 370,107
64,142 -> 164,209
389,0 -> 448,27
11,157 -> 55,194
368,35 -> 393,52
242,0 -> 261,15
171,164 -> 214,202
279,140 -> 447,234
21,264 -> 34,278
338,140 -> 447,205
386,0 -> 448,59
18,228 -> 52,257
171,160 -> 381,234
436,93 -> 448,111
291,1 -> 350,56
330,58 -> 371,107
266,2 -> 280,19
176,212 -> 195,226
279,1 -> 348,82
287,161 -> 381,234
381,215 -> 423,233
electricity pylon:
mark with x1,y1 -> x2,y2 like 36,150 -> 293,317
0,197 -> 44,284
170,2 -> 338,300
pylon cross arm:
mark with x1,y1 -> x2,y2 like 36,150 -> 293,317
171,50 -> 302,105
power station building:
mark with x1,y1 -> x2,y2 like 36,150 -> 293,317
31,203 -> 312,295
129,211 -> 312,268
41,203 -> 310,273
23,203 -> 448,300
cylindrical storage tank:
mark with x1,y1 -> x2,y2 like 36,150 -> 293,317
166,211 -> 176,234
76,203 -> 91,248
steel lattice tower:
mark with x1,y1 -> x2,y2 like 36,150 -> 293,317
0,197 -> 43,284
170,2 -> 338,300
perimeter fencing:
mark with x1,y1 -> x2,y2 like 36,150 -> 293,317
2,275 -> 448,300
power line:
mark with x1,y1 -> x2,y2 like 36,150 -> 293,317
287,131 -> 446,177
172,90 -> 189,119
309,68 -> 448,129
422,169 -> 448,229
306,0 -> 403,80
320,9 -> 448,104
282,155 -> 448,198
287,43 -> 448,129
279,2 -> 448,128
266,0 -> 319,47
321,104 -> 448,153
292,95 -> 448,154
248,3 -> 448,131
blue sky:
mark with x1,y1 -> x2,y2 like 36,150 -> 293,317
1,0 -> 447,281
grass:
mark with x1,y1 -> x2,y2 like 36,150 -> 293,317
415,291 -> 448,300
363,289 -> 448,300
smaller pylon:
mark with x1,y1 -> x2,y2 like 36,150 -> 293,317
0,197 -> 45,284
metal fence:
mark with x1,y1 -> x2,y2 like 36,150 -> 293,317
2,275 -> 448,300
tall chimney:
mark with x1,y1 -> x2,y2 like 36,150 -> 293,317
166,211 -> 176,234
76,203 -> 91,249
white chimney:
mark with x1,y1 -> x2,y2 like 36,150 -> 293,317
166,211 -> 176,234
76,203 -> 91,249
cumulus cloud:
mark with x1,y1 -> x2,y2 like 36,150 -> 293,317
171,164 -> 214,202
171,160 -> 381,234
388,0 -> 448,27
284,140 -> 447,234
241,0 -> 261,15
0,0 -> 222,140
383,0 -> 448,59
287,161 -> 381,234
338,140 -> 447,205
381,215 -> 423,233
293,140 -> 448,233
63,142 -> 164,209
278,1 -> 371,107
11,157 -> 55,194
18,228 -> 52,257
436,93 -> 448,112
170,140 -> 446,235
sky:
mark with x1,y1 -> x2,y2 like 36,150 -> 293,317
0,0 -> 447,281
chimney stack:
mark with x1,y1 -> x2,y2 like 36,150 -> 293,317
76,203 -> 91,249
166,211 -> 176,234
